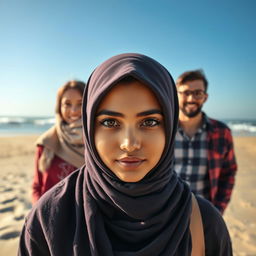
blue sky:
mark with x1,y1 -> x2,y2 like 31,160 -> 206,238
0,0 -> 255,119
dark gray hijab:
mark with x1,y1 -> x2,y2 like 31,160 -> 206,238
82,53 -> 192,255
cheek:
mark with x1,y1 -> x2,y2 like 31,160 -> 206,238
94,131 -> 116,163
60,107 -> 68,120
77,108 -> 82,116
178,97 -> 184,106
144,131 -> 165,159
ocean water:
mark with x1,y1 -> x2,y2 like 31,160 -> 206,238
0,116 -> 256,137
223,119 -> 256,136
0,116 -> 55,136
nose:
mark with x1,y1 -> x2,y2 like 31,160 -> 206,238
120,127 -> 141,153
186,94 -> 196,102
70,105 -> 80,113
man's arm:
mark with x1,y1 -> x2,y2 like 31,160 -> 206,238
213,129 -> 237,213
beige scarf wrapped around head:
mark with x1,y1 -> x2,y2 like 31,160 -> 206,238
36,115 -> 85,172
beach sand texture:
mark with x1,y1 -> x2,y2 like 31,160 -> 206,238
0,135 -> 255,256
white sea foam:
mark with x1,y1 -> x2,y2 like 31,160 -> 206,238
0,117 -> 55,126
34,118 -> 55,125
227,123 -> 256,133
0,117 -> 26,124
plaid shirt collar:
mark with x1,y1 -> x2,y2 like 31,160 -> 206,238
178,112 -> 210,135
203,112 -> 215,132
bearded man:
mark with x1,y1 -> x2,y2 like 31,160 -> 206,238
174,70 -> 237,214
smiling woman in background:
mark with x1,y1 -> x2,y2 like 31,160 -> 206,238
32,80 -> 86,203
20,54 -> 232,255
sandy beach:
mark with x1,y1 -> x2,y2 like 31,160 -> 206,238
0,135 -> 255,255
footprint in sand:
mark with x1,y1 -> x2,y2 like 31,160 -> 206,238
14,215 -> 25,221
0,230 -> 20,240
1,197 -> 17,204
0,225 -> 11,231
0,187 -> 14,193
18,173 -> 26,178
19,188 -> 26,194
0,206 -> 14,213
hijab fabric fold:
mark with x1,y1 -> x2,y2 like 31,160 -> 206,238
81,53 -> 192,255
36,115 -> 84,171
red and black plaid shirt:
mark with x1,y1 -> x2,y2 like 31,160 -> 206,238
203,115 -> 237,213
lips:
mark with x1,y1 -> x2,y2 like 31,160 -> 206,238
117,157 -> 145,169
69,116 -> 80,122
184,103 -> 199,110
185,103 -> 199,107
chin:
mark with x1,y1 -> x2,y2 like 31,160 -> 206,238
118,174 -> 145,183
121,178 -> 142,183
187,112 -> 200,118
182,109 -> 201,118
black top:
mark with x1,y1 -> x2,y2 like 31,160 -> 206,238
18,169 -> 232,256
197,196 -> 233,255
81,53 -> 192,256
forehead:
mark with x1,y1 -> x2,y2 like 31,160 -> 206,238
97,81 -> 161,111
177,79 -> 205,91
62,89 -> 82,99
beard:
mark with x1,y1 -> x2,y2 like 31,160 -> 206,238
180,102 -> 203,118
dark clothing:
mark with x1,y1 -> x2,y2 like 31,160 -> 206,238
18,169 -> 232,256
79,53 -> 192,255
198,196 -> 233,255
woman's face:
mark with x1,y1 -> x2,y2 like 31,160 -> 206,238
61,89 -> 83,124
94,81 -> 165,182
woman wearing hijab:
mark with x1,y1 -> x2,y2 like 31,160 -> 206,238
32,80 -> 86,203
19,54 -> 232,255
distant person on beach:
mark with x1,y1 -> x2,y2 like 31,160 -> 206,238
174,70 -> 237,214
19,54 -> 232,255
32,80 -> 86,203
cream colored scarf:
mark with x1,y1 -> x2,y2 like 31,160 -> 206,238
36,115 -> 84,172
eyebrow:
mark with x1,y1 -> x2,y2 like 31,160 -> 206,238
62,98 -> 82,102
96,109 -> 163,117
137,109 -> 163,117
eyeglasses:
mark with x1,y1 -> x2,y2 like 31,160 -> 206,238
177,90 -> 206,100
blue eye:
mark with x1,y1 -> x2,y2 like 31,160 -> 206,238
100,119 -> 120,128
141,118 -> 160,127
